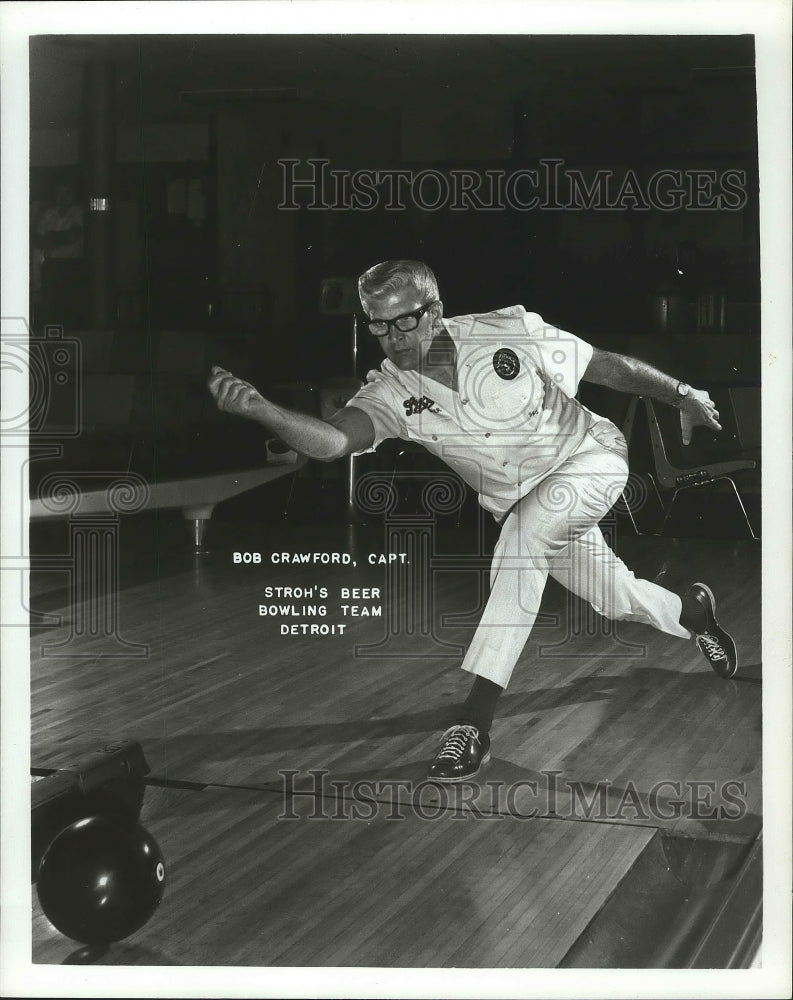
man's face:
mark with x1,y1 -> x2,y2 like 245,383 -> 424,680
360,287 -> 441,371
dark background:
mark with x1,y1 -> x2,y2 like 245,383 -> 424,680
30,33 -> 760,387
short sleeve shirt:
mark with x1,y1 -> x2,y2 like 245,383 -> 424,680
346,305 -> 607,519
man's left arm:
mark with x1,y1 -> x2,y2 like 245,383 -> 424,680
583,347 -> 721,445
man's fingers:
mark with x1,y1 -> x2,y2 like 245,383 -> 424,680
208,367 -> 231,394
211,371 -> 259,412
208,365 -> 262,417
223,380 -> 248,409
225,381 -> 251,408
214,383 -> 229,408
214,374 -> 240,400
208,376 -> 226,399
703,402 -> 722,430
208,366 -> 232,395
215,376 -> 238,409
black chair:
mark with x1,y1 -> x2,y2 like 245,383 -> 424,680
642,396 -> 758,539
615,394 -> 666,535
577,384 -> 665,536
391,398 -> 659,535
727,386 -> 761,461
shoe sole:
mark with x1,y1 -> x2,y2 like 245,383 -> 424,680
693,582 -> 738,679
428,750 -> 491,783
694,581 -> 716,615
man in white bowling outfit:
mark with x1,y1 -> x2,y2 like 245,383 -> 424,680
209,260 -> 737,782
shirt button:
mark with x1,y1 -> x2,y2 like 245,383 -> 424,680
432,435 -> 438,441
461,399 -> 468,405
484,432 -> 491,438
502,460 -> 509,467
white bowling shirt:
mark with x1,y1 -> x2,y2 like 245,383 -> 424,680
347,305 -> 612,519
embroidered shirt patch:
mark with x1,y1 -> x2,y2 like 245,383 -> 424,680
403,395 -> 441,417
492,348 -> 520,380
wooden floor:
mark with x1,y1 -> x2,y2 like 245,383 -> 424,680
29,509 -> 762,966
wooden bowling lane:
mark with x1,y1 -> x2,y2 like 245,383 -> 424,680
30,522 -> 761,847
29,520 -> 762,967
32,782 -> 655,967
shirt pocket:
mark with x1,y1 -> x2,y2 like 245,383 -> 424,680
482,366 -> 545,434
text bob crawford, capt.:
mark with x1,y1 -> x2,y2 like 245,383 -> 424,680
232,551 -> 409,565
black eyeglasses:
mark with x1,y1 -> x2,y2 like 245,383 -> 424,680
364,301 -> 436,338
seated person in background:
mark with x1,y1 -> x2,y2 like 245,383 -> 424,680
209,259 -> 738,782
33,179 -> 86,329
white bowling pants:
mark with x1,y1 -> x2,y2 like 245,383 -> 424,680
461,424 -> 691,688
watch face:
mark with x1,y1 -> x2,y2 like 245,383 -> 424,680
678,383 -> 689,396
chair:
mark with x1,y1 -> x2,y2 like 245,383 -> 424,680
393,397 -> 648,533
727,386 -> 761,457
320,376 -> 364,513
642,397 -> 757,539
577,384 -> 665,535
614,394 -> 665,535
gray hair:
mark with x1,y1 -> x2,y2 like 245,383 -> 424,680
358,260 -> 439,304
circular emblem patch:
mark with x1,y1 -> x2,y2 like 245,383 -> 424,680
492,348 -> 520,380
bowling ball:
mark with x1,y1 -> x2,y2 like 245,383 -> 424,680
37,815 -> 166,944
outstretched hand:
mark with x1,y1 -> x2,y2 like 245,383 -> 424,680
207,365 -> 265,419
679,387 -> 721,446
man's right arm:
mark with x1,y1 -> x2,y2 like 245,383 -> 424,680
207,366 -> 375,461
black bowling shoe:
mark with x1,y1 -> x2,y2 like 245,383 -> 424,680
682,583 -> 738,679
427,723 -> 491,782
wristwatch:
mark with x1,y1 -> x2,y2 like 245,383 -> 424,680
675,381 -> 690,403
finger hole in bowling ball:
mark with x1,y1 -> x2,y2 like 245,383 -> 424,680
37,815 -> 166,945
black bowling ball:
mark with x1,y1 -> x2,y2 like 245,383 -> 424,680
37,815 -> 166,944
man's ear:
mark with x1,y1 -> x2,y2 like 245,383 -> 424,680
431,300 -> 444,323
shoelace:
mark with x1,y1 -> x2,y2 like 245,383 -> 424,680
436,725 -> 479,761
699,632 -> 726,660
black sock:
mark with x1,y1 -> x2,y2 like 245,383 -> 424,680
679,594 -> 706,634
460,676 -> 504,735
